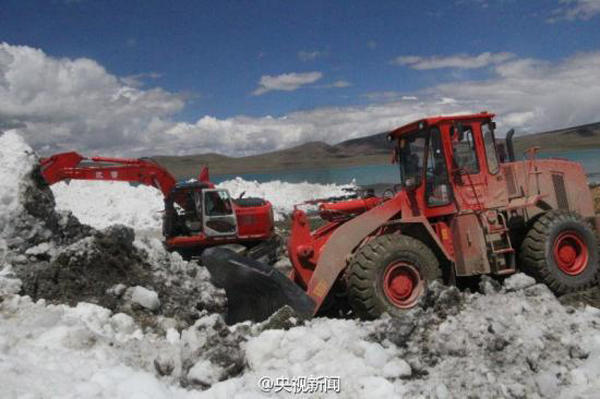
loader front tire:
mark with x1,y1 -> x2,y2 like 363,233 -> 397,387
519,210 -> 599,295
347,234 -> 440,319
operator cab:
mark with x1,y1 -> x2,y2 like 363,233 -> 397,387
389,112 -> 507,213
163,181 -> 238,238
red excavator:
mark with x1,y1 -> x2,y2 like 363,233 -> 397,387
39,152 -> 276,258
202,112 -> 600,324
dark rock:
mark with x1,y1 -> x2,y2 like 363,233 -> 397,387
568,344 -> 589,360
154,354 -> 176,376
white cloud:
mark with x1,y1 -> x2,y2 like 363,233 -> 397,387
120,72 -> 162,88
549,0 -> 600,21
2,42 -> 600,158
0,42 -> 184,154
164,101 -> 469,156
432,52 -> 600,132
169,51 -> 600,154
363,92 -> 418,102
252,72 -> 323,95
317,80 -> 352,89
297,50 -> 324,62
392,52 -> 515,70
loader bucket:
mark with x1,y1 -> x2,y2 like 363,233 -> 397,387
201,247 -> 316,324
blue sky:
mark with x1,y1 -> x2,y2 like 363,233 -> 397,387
0,0 -> 599,155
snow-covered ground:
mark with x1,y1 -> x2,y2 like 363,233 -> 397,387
51,176 -> 355,230
3,130 -> 600,398
3,272 -> 600,398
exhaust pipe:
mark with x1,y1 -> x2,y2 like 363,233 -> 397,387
505,129 -> 516,162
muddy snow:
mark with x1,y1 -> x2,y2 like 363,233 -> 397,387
3,129 -> 600,398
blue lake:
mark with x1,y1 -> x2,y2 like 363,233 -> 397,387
212,148 -> 600,186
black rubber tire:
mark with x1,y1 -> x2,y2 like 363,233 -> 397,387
519,210 -> 599,295
346,234 -> 441,319
234,197 -> 266,207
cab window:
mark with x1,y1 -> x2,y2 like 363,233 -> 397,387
398,131 -> 427,187
452,125 -> 479,174
205,190 -> 233,216
482,123 -> 499,174
426,128 -> 452,206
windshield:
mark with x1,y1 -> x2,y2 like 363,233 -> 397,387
398,131 -> 427,186
204,190 -> 233,216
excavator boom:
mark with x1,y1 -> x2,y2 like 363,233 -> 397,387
40,151 -> 211,201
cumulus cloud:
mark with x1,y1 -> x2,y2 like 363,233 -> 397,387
1,42 -> 600,158
168,52 -> 600,154
392,52 -> 515,70
549,0 -> 600,21
163,101 -> 470,156
0,42 -> 184,154
252,72 -> 323,95
431,52 -> 600,132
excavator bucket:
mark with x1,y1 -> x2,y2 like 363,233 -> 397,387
200,247 -> 316,324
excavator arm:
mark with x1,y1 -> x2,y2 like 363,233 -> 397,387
40,151 -> 210,200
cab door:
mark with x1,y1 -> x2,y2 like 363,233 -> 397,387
424,126 -> 456,218
202,189 -> 239,237
447,121 -> 509,210
447,122 -> 490,210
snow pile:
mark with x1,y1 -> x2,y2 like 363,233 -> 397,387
0,295 -> 248,398
50,174 -> 355,230
0,131 -> 226,329
10,223 -> 227,329
0,131 -> 34,220
3,266 -> 600,397
0,131 -> 37,254
218,177 -> 356,220
51,180 -> 164,231
201,279 -> 600,398
0,131 -> 242,394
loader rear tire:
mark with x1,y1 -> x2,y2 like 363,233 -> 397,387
347,234 -> 440,320
519,210 -> 599,295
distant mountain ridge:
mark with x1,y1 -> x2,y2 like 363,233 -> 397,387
513,121 -> 600,154
153,121 -> 600,180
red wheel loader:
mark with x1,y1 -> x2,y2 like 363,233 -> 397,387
203,112 -> 600,323
39,152 -> 277,259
